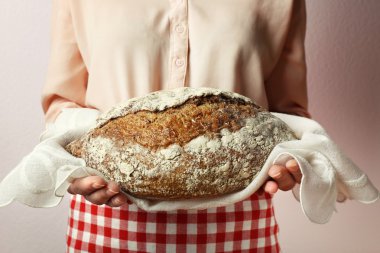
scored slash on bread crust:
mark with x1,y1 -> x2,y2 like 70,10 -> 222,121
88,95 -> 261,150
66,87 -> 297,200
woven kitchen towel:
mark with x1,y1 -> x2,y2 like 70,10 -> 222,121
0,109 -> 378,224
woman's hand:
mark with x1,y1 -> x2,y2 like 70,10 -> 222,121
261,159 -> 302,194
68,159 -> 302,205
67,176 -> 131,207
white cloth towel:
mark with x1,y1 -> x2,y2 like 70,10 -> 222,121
0,108 -> 103,207
0,108 -> 378,224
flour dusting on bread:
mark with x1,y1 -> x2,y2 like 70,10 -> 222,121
66,87 -> 297,199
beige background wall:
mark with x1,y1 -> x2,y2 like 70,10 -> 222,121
0,1 -> 379,252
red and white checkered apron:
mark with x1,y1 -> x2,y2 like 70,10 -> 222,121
66,193 -> 280,253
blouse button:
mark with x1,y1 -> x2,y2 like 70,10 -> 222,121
175,58 -> 185,67
175,24 -> 185,33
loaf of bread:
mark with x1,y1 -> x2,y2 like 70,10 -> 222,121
66,87 -> 297,200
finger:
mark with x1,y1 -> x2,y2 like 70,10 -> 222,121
107,193 -> 130,207
264,180 -> 279,194
268,164 -> 296,191
67,176 -> 107,195
85,181 -> 120,206
286,159 -> 303,184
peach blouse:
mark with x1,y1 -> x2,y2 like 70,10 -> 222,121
42,0 -> 311,122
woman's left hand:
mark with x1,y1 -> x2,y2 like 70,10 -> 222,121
261,159 -> 302,194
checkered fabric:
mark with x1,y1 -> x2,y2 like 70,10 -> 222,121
66,193 -> 280,253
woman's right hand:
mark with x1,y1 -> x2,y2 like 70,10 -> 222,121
67,176 -> 131,207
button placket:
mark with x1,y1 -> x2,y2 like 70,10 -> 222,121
168,0 -> 189,89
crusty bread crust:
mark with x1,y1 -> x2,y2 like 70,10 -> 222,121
88,95 -> 260,150
66,87 -> 297,200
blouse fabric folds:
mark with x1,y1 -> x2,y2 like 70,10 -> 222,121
42,0 -> 310,122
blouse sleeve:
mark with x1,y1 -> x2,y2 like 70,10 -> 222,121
41,0 -> 88,123
264,0 -> 312,118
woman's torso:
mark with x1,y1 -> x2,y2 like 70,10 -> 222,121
55,1 -> 302,251
67,0 -> 294,112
